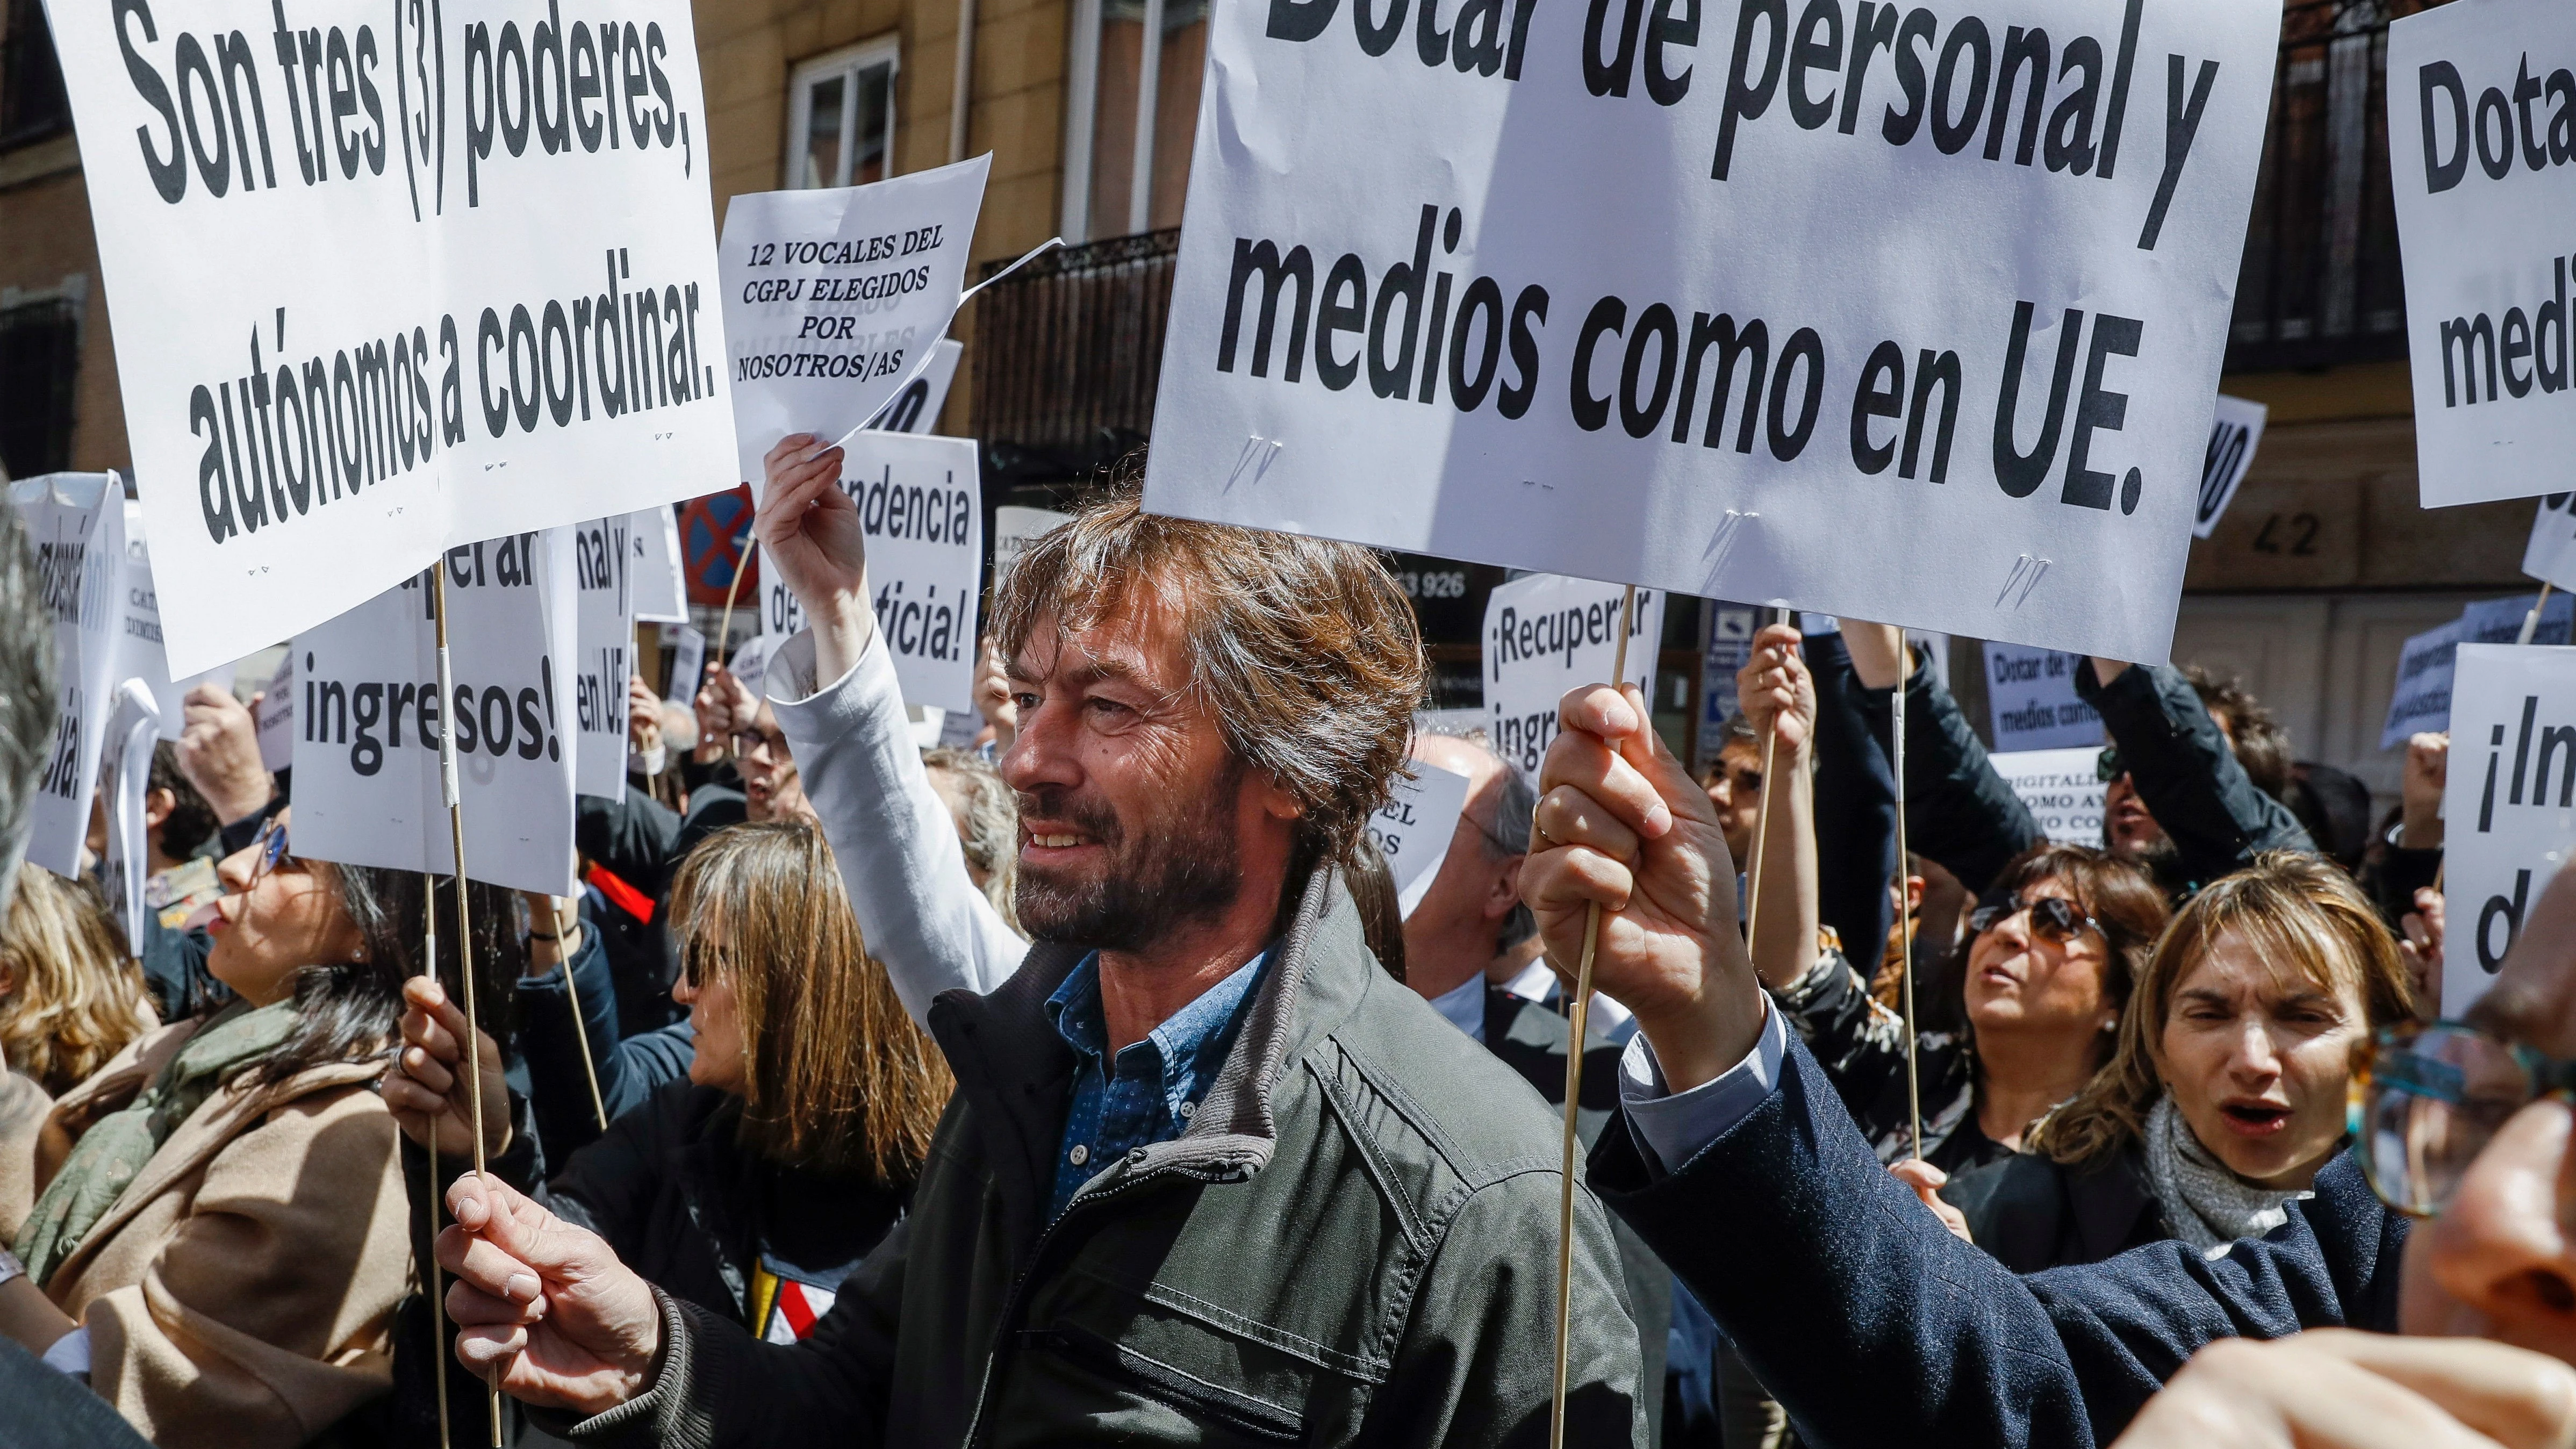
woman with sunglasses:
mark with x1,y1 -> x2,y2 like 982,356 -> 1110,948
1946,853 -> 2414,1271
389,819 -> 952,1345
0,809 -> 516,1447
1738,629 -> 2169,1174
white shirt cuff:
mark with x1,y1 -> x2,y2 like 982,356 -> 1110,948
1617,996 -> 1789,1174
41,1325 -> 90,1379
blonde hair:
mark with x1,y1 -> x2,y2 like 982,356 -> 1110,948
0,869 -> 150,1095
669,821 -> 953,1180
2034,852 -> 2413,1169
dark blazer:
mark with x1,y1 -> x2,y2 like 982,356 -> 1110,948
2075,664 -> 2315,895
1942,1145 -> 2168,1274
1590,1032 -> 2406,1448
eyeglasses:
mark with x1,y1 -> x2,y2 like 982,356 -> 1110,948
2348,1020 -> 2576,1217
2096,747 -> 2127,784
1965,893 -> 2103,944
245,817 -> 292,886
683,942 -> 731,989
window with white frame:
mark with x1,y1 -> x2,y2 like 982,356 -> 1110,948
1060,0 -> 1206,241
786,39 -> 899,190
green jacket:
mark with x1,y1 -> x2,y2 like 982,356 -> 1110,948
573,867 -> 1648,1447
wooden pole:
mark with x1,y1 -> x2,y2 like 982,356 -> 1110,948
1549,583 -> 1638,1449
423,874 -> 451,1449
429,568 -> 504,1447
1893,649 -> 1923,1160
2518,581 -> 2556,647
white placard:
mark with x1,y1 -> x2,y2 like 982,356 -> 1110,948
720,159 -> 989,490
13,475 -> 126,878
99,680 -> 160,949
2523,493 -> 2576,593
869,339 -> 965,434
2193,394 -> 2269,537
1697,604 -> 1755,769
572,516 -> 635,798
993,505 -> 1072,580
729,633 -> 773,702
760,433 -> 982,712
1413,706 -> 1487,738
2389,0 -> 2576,507
1373,757 -> 1472,917
936,705 -> 983,750
630,507 -> 689,622
1139,0 -> 2278,662
1990,745 -> 2108,846
1984,642 -> 2104,751
255,649 -> 296,773
117,503 -> 235,741
292,534 -> 578,895
2440,644 -> 2576,1015
44,0 -> 738,676
1482,573 -> 1665,776
664,623 -> 706,708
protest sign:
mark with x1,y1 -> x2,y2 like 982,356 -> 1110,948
2465,592 -> 2575,649
1413,706 -> 1485,738
2440,644 -> 2576,1015
1990,746 -> 2108,846
572,516 -> 635,798
1984,643 -> 2103,751
729,633 -> 773,701
43,0 -> 738,677
993,505 -> 1072,580
2382,617 -> 2467,750
2193,395 -> 2268,537
630,508 -> 688,622
760,433 -> 982,711
869,339 -> 964,433
1482,573 -> 1664,775
1139,0 -> 2277,662
1371,757 -> 1472,916
117,502 -> 235,740
2524,494 -> 2576,593
99,680 -> 161,949
12,475 -> 127,877
721,158 -> 988,490
664,623 -> 706,708
256,650 -> 295,772
1697,603 -> 1756,770
292,533 -> 578,895
2388,0 -> 2576,507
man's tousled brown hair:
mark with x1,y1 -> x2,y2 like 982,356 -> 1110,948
670,821 -> 953,1180
988,480 -> 1426,870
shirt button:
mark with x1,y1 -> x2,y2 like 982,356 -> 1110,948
1128,1147 -> 1149,1165
1068,1144 -> 1089,1167
1178,1101 -> 1196,1120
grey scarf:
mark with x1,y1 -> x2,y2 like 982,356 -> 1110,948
2140,1095 -> 2301,1254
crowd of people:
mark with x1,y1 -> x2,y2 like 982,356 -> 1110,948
0,427 -> 2562,1449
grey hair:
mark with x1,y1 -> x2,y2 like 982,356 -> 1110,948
922,747 -> 1021,934
0,509 -> 53,915
1418,723 -> 1539,950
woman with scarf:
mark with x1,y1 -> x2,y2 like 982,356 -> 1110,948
0,808 -> 512,1446
1943,852 -> 2415,1269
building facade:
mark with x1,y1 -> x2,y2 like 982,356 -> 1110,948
0,0 -> 2524,806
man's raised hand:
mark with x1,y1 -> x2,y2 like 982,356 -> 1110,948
1520,682 -> 1764,1093
757,432 -> 873,681
438,1172 -> 664,1416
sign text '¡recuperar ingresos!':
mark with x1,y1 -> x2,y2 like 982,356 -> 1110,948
1220,0 -> 2220,520
103,0 -> 719,549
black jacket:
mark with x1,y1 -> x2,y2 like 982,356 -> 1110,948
1591,1032 -> 2405,1448
537,1079 -> 908,1335
516,904 -> 695,1164
561,870 -> 1648,1447
574,785 -> 748,1040
1770,948 -> 2004,1175
1941,1145 -> 2166,1274
2075,664 -> 2314,895
1854,651 -> 2043,898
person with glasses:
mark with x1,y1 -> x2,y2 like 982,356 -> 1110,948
1734,625 -> 2169,1176
0,809 -> 519,1447
389,819 -> 949,1347
1943,853 -> 2414,1273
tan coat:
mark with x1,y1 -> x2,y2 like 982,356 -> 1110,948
0,1067 -> 48,1239
30,1020 -> 410,1448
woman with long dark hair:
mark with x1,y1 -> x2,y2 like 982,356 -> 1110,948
0,808 -> 514,1447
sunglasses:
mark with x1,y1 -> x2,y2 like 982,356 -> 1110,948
682,942 -> 732,989
2348,1020 -> 2576,1218
2096,747 -> 2127,784
245,816 -> 293,886
1965,893 -> 2102,944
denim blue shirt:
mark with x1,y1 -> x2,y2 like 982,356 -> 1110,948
1043,948 -> 1269,1219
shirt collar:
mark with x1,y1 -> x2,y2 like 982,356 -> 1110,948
1045,948 -> 1272,1121
1426,973 -> 1487,1042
